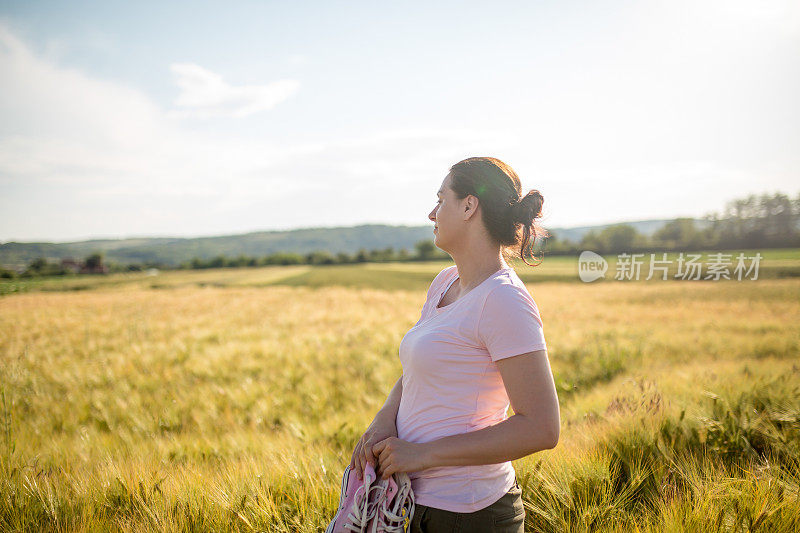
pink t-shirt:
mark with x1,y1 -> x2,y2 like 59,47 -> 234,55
396,264 -> 547,513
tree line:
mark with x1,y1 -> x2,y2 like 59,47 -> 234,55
0,242 -> 450,279
543,191 -> 800,254
176,241 -> 448,269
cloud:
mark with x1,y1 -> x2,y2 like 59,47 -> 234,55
0,25 -> 162,151
0,22 -> 281,192
168,63 -> 300,118
0,22 -> 501,240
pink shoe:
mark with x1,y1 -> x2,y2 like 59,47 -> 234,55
326,463 -> 383,533
367,472 -> 415,532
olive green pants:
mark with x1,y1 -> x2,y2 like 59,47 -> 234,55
409,479 -> 525,532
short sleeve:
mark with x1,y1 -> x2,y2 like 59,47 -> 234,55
477,283 -> 547,362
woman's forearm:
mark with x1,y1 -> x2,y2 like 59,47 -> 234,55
375,376 -> 403,424
421,413 -> 558,468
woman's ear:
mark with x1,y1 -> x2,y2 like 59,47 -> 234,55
463,195 -> 480,220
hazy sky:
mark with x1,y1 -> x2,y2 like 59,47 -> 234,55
1,0 -> 798,242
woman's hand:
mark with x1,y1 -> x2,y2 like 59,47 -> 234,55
349,413 -> 397,480
372,437 -> 430,480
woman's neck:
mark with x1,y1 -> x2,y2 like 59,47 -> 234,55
451,256 -> 509,292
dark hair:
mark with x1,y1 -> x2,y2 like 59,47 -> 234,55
448,156 -> 548,266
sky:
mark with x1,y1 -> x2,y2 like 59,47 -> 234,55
0,0 -> 798,243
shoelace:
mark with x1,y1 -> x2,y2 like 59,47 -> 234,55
343,482 -> 384,532
374,480 -> 415,532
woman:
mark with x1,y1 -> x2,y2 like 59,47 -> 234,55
349,156 -> 561,532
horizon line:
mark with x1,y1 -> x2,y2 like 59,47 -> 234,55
0,215 -> 711,245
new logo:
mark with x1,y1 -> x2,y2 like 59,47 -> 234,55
578,251 -> 607,282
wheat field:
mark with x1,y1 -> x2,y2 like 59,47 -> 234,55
1,256 -> 799,532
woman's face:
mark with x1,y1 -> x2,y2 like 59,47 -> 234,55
428,172 -> 459,248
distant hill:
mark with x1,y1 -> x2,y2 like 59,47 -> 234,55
0,218 -> 708,269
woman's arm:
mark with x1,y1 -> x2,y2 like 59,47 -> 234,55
373,375 -> 403,425
423,349 -> 559,468
352,376 -> 404,479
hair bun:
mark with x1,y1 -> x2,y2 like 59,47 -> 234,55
513,190 -> 544,224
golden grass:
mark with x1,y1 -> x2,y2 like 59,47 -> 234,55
1,266 -> 798,531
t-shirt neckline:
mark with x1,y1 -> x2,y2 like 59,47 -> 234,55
435,266 -> 512,313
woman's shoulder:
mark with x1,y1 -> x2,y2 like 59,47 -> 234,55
484,269 -> 537,305
478,271 -> 544,335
